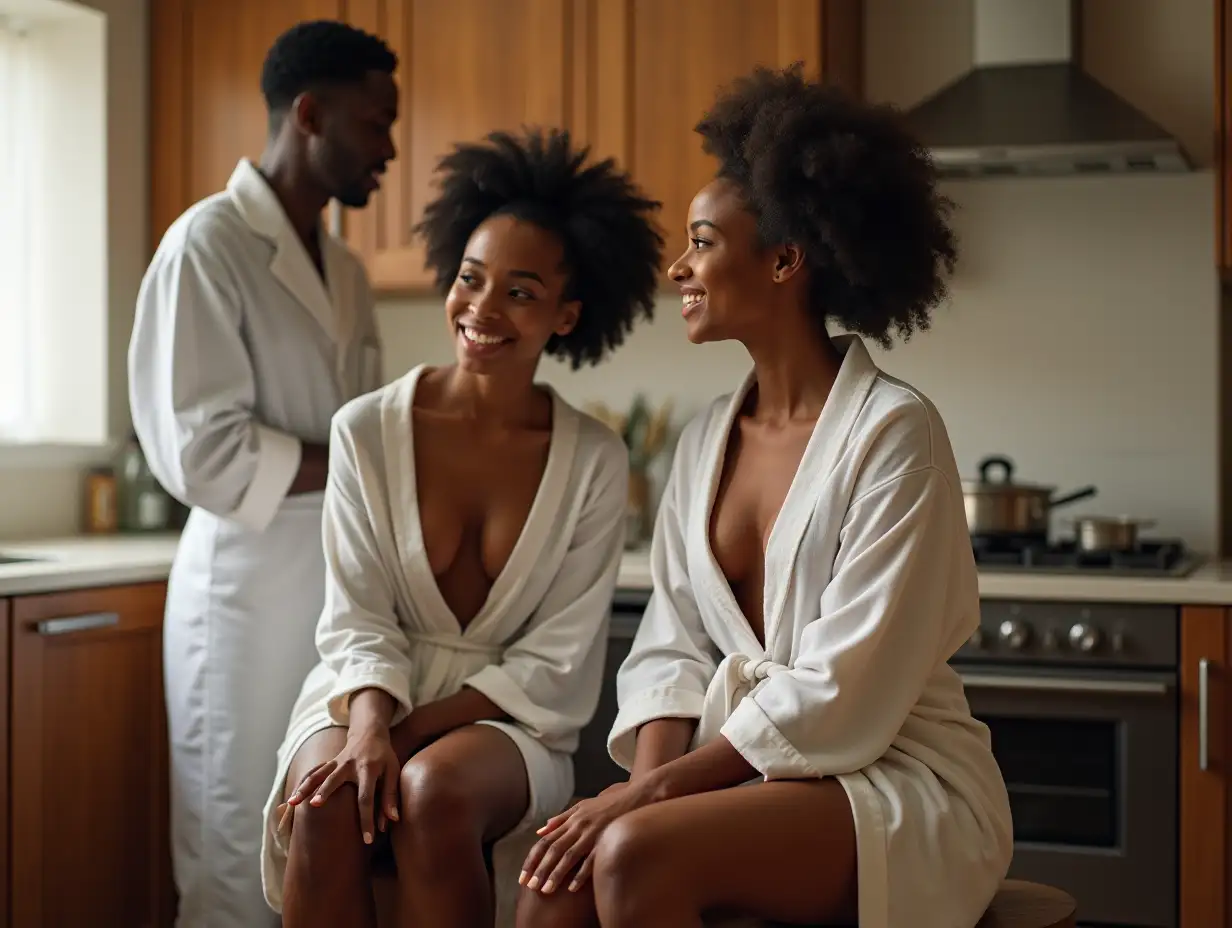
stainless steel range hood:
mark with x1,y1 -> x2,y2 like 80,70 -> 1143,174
901,0 -> 1192,179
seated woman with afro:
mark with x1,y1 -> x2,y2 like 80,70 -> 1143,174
258,127 -> 664,928
516,64 -> 1013,928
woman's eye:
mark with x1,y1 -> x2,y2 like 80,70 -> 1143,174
458,272 -> 478,286
510,289 -> 534,301
691,237 -> 711,250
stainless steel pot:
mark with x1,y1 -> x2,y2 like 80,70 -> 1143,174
962,455 -> 1097,537
1069,515 -> 1156,553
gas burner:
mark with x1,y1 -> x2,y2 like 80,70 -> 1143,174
971,536 -> 1199,577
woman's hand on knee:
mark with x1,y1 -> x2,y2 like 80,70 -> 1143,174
519,781 -> 651,895
286,723 -> 402,844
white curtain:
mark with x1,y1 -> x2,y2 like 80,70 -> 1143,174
0,21 -> 42,440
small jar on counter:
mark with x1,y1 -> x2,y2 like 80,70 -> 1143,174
82,466 -> 118,534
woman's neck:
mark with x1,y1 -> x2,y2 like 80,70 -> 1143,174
742,321 -> 844,425
438,365 -> 549,428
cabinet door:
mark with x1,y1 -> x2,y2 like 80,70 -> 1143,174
575,0 -> 862,275
344,0 -> 573,292
9,583 -> 171,928
1179,606 -> 1229,928
151,0 -> 345,249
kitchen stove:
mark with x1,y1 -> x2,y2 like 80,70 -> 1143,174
971,535 -> 1199,578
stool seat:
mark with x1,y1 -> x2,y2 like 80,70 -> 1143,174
976,879 -> 1077,928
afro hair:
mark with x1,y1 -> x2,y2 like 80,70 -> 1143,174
413,128 -> 664,370
260,20 -> 397,126
695,63 -> 958,347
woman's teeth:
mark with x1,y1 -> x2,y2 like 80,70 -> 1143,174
462,327 -> 507,345
683,293 -> 704,308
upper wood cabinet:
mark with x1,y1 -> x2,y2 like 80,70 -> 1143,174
1219,0 -> 1232,275
572,0 -> 862,276
150,0 -> 864,292
150,0 -> 345,249
341,0 -> 577,292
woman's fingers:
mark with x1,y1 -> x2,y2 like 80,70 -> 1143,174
530,824 -> 589,894
288,761 -> 334,806
310,761 -> 350,806
519,827 -> 561,887
568,849 -> 596,892
355,763 -> 377,843
535,805 -> 574,836
381,755 -> 401,829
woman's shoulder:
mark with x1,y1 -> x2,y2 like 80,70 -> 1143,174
331,366 -> 428,442
853,371 -> 963,487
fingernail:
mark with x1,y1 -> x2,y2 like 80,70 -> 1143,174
535,826 -> 547,835
542,880 -> 555,894
518,871 -> 528,886
527,876 -> 540,890
364,831 -> 372,844
568,880 -> 580,893
310,795 -> 322,806
390,808 -> 399,821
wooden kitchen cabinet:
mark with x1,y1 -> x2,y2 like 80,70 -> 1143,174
150,0 -> 864,291
150,0 -> 344,248
573,0 -> 862,277
1179,605 -> 1232,928
1220,0 -> 1232,275
6,582 -> 172,928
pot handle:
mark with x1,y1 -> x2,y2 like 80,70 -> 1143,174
1049,485 -> 1098,507
977,455 -> 1015,484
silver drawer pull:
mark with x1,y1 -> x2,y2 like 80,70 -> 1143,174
36,612 -> 119,636
959,672 -> 1170,696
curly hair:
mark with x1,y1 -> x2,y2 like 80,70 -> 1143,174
413,128 -> 664,369
260,20 -> 397,126
695,63 -> 957,347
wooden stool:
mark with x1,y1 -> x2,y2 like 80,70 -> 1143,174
976,880 -> 1077,928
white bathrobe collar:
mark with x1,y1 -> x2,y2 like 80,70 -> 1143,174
693,334 -> 881,652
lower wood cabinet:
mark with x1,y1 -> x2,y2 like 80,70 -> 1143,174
2,581 -> 173,928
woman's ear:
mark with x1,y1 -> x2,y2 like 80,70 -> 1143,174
554,300 -> 581,336
772,244 -> 805,283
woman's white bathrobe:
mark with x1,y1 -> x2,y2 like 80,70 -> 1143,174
261,365 -> 629,912
609,336 -> 1014,928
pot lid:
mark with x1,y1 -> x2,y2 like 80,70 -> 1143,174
962,456 -> 1055,494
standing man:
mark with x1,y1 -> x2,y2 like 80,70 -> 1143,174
128,21 -> 398,927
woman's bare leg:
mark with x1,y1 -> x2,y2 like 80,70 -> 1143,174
391,724 -> 530,928
593,779 -> 856,927
518,779 -> 856,928
281,726 -> 379,928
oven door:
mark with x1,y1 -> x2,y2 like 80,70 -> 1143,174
954,663 -> 1178,928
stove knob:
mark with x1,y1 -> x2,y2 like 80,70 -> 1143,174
1068,622 -> 1102,653
998,619 -> 1031,650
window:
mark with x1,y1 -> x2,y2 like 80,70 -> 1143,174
0,3 -> 107,448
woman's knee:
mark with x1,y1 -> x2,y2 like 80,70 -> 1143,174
397,755 -> 484,844
515,884 -> 600,928
288,783 -> 367,859
592,811 -> 664,891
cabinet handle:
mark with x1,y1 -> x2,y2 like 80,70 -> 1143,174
35,611 -> 119,636
1199,657 -> 1210,772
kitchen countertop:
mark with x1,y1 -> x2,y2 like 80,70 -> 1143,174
616,547 -> 1232,606
4,534 -> 1232,607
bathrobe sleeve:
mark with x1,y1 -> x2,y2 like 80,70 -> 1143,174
315,411 -> 415,728
721,465 -> 962,779
463,435 -> 629,748
607,423 -> 718,770
127,228 -> 301,532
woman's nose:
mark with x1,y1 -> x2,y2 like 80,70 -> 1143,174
667,251 -> 691,282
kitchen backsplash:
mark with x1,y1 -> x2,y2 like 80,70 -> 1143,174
377,172 -> 1220,554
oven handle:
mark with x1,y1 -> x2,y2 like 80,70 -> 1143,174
958,672 -> 1171,696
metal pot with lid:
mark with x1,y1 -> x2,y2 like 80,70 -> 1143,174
962,455 -> 1097,538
